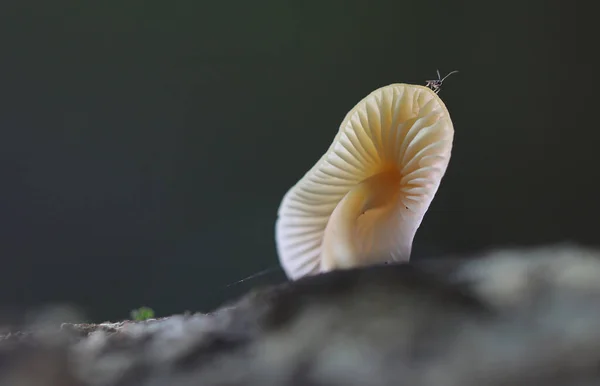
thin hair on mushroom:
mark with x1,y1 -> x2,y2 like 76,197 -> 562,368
275,83 -> 455,280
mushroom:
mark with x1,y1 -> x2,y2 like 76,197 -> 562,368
275,83 -> 454,280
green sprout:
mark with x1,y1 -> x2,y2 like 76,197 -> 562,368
130,306 -> 155,321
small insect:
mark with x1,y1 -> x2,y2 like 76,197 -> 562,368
425,69 -> 459,94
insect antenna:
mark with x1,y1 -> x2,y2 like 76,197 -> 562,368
440,70 -> 459,82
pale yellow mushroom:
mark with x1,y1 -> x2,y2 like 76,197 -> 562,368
275,83 -> 454,280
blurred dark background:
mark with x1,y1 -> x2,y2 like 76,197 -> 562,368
0,1 -> 594,322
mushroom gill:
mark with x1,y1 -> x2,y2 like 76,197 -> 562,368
275,84 -> 454,280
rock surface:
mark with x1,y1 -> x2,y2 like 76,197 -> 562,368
2,244 -> 600,386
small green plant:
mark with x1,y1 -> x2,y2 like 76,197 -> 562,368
130,306 -> 155,321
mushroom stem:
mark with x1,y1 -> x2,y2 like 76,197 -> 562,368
321,169 -> 401,271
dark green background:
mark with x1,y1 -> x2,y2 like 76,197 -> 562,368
0,1 -> 592,321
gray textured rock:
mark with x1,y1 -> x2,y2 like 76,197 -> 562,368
2,244 -> 600,386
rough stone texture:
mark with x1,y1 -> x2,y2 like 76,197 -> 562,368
2,244 -> 600,386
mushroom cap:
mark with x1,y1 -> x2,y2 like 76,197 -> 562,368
275,83 -> 454,280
